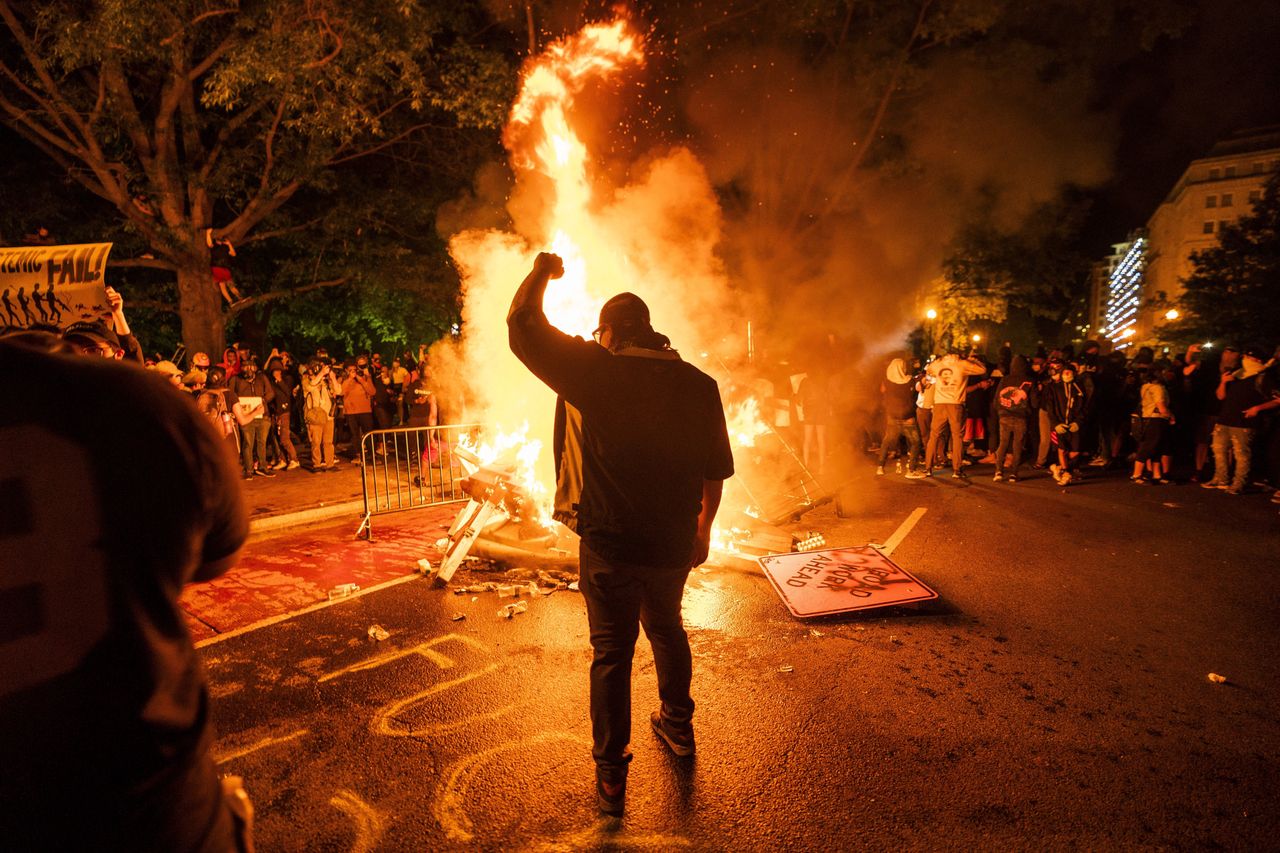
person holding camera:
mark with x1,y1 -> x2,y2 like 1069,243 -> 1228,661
301,358 -> 341,470
340,358 -> 377,462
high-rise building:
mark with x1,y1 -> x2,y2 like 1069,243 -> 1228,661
1136,126 -> 1280,342
1099,236 -> 1146,350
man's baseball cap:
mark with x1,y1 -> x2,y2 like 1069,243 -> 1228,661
151,360 -> 183,378
1243,346 -> 1267,361
598,292 -> 650,329
63,321 -> 121,350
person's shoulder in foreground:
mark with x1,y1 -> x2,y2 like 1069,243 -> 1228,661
0,338 -> 247,851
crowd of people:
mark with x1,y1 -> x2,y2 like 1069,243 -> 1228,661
1,289 -> 444,481
871,340 -> 1280,501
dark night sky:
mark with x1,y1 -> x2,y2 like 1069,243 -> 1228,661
1085,0 -> 1280,250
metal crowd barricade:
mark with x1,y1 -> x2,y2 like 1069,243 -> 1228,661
356,423 -> 482,539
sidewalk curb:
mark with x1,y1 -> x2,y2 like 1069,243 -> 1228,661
249,499 -> 364,536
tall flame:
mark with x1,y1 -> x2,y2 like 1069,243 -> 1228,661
445,18 -> 762,542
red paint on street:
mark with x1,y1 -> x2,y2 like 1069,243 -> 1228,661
182,506 -> 459,641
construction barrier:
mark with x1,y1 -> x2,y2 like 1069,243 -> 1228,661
356,423 -> 481,539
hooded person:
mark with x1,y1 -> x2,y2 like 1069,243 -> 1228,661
508,253 -> 734,817
877,356 -> 922,476
992,355 -> 1036,482
1045,362 -> 1088,485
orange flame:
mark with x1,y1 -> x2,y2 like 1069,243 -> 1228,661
447,19 -> 762,555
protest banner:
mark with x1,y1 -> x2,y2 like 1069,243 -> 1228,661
758,545 -> 938,618
0,243 -> 113,331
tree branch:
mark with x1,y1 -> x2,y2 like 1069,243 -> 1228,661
811,0 -> 935,222
189,32 -> 239,80
0,2 -> 95,150
239,217 -> 324,245
108,257 -> 180,271
329,122 -> 441,166
228,276 -> 351,314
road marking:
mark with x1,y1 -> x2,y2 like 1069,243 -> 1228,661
317,633 -> 490,683
194,573 -> 422,648
215,728 -> 309,765
878,507 -> 927,556
329,789 -> 384,853
434,732 -> 587,842
373,662 -> 502,736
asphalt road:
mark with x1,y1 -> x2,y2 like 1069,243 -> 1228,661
203,464 -> 1280,851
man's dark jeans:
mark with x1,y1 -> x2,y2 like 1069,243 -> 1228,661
579,543 -> 694,779
239,417 -> 270,475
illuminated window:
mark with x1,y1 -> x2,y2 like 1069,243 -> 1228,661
1209,168 -> 1220,179
1221,193 -> 1233,206
1203,221 -> 1215,234
1224,166 -> 1236,178
1206,195 -> 1217,208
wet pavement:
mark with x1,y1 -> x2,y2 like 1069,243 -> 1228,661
202,465 -> 1280,850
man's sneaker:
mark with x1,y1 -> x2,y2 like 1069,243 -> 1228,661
1088,456 -> 1109,467
271,460 -> 288,470
1049,463 -> 1061,479
1006,474 -> 1018,483
255,468 -> 275,478
596,772 -> 626,816
952,470 -> 966,480
650,710 -> 694,757
992,471 -> 1003,482
1130,476 -> 1147,484
1270,490 -> 1280,504
242,472 -> 254,481
895,460 -> 903,474
286,460 -> 301,470
1201,480 -> 1228,490
905,470 -> 929,480
876,465 -> 885,476
1057,471 -> 1072,486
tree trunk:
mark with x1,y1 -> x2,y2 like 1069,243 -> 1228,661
176,263 -> 226,359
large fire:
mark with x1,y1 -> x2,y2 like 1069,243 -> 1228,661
446,17 -> 769,552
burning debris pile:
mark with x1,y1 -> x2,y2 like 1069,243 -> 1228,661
425,17 -> 833,580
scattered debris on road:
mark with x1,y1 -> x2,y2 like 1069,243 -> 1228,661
498,601 -> 529,619
451,613 -> 466,622
778,664 -> 794,673
1207,672 -> 1228,684
366,624 -> 390,641
327,583 -> 360,600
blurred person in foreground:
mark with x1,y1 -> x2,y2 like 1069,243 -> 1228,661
508,253 -> 734,817
0,334 -> 251,851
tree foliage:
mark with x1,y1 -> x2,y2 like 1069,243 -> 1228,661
939,194 -> 1094,330
1177,172 -> 1280,348
0,0 -> 514,354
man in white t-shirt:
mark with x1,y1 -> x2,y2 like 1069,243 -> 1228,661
922,351 -> 987,479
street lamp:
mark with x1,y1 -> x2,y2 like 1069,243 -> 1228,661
925,308 -> 937,320
1165,308 -> 1179,320
971,333 -> 982,343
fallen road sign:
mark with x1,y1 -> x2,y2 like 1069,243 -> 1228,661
758,545 -> 938,618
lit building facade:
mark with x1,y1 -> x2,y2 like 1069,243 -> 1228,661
1136,127 -> 1280,342
1100,236 -> 1146,349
